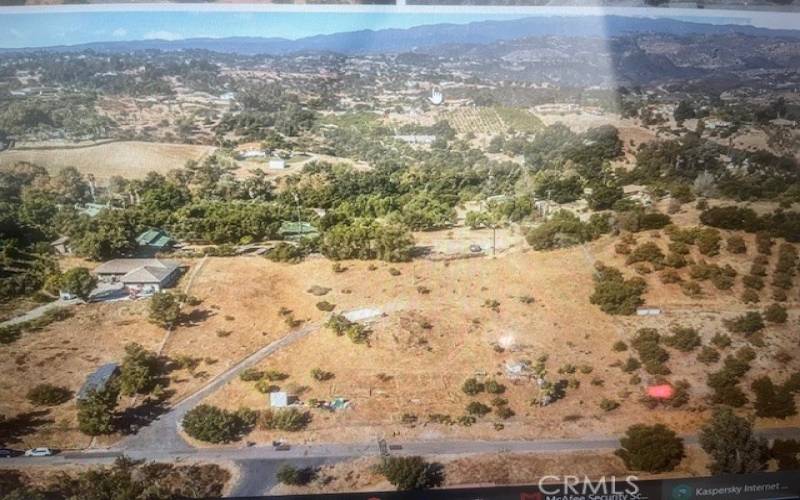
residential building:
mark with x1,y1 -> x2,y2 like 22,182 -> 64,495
94,258 -> 181,295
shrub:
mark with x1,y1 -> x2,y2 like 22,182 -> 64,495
663,252 -> 687,269
631,328 -> 670,375
752,376 -> 797,419
311,368 -> 334,382
764,303 -> 788,324
659,269 -> 682,285
626,242 -> 664,266
710,333 -> 731,349
465,401 -> 491,417
276,464 -> 314,486
461,378 -> 484,396
696,228 -> 721,256
616,424 -> 685,473
755,231 -> 773,255
495,405 -> 515,419
266,243 -> 304,263
622,357 -> 641,373
484,379 -> 506,394
259,408 -> 311,432
743,274 -> 765,290
377,456 -> 443,491
239,368 -> 263,382
771,439 -> 800,471
668,240 -> 691,255
741,289 -> 760,304
182,405 -> 255,443
263,370 -> 289,382
772,272 -> 793,290
707,356 -> 751,407
315,301 -> 336,312
663,326 -> 702,352
589,263 -> 647,315
612,341 -> 628,352
724,312 -> 765,336
711,272 -> 735,291
726,235 -> 747,254
600,398 -> 620,411
26,384 -> 72,406
680,280 -> 703,298
400,413 -> 418,425
697,346 -> 720,364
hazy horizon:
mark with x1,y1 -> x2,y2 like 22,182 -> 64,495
1,7 -> 800,50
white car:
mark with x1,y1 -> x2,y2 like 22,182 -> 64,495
24,447 -> 53,457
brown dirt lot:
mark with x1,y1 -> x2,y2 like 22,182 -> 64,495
0,141 -> 214,184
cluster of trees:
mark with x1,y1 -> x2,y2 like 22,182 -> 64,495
77,343 -> 162,436
589,263 -> 647,315
0,456 -> 230,499
181,404 -> 311,443
630,130 -> 800,203
525,211 -> 610,250
700,206 -> 800,243
617,406 -> 780,475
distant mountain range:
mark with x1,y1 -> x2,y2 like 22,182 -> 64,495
2,15 -> 799,55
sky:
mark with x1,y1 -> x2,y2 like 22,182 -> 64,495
0,6 -> 798,49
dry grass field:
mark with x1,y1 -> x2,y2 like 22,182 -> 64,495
198,242 -> 717,445
0,141 -> 215,184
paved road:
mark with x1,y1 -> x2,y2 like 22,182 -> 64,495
5,428 -> 800,496
0,298 -> 79,328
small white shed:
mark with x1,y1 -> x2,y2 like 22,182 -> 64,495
270,391 -> 288,408
268,157 -> 286,170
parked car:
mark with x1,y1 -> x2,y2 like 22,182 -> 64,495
24,447 -> 53,457
0,448 -> 17,458
272,440 -> 291,451
469,244 -> 483,253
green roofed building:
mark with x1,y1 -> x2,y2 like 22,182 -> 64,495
278,221 -> 319,241
136,228 -> 174,256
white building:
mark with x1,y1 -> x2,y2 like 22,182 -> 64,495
94,259 -> 181,296
268,157 -> 286,170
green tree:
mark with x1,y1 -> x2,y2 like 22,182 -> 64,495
57,267 -> 96,300
378,456 -> 444,491
699,406 -> 768,474
77,385 -> 119,436
752,376 -> 797,419
616,424 -> 684,473
119,343 -> 160,397
182,405 -> 255,443
149,292 -> 181,329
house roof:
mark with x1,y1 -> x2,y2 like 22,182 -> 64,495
278,221 -> 318,236
95,259 -> 179,276
77,363 -> 119,400
122,264 -> 178,284
50,236 -> 70,246
136,229 -> 173,248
